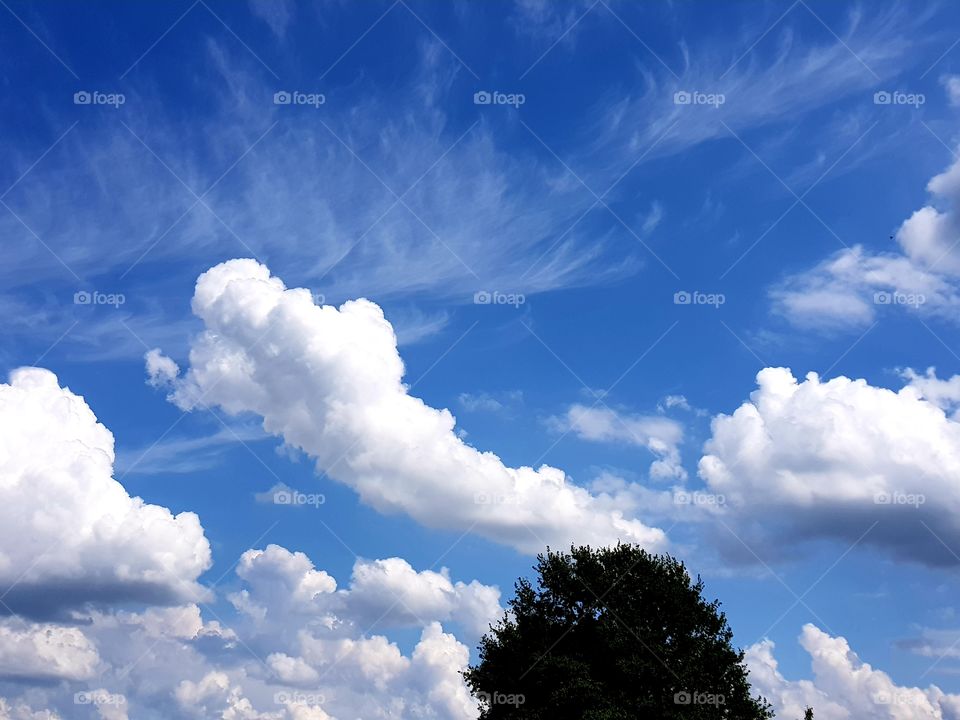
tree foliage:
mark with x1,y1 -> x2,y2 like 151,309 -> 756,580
464,544 -> 774,719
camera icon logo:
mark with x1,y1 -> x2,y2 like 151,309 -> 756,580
474,90 -> 492,105
673,290 -> 691,305
873,291 -> 891,305
874,91 -> 892,105
673,90 -> 691,105
474,290 -> 492,304
74,291 -> 92,305
274,490 -> 293,505
74,91 -> 92,105
274,91 -> 292,105
674,692 -> 692,705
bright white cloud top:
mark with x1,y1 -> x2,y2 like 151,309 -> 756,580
0,367 -> 211,617
699,367 -> 960,565
747,625 -> 960,720
148,259 -> 667,554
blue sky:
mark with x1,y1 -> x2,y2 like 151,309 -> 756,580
4,1 -> 960,718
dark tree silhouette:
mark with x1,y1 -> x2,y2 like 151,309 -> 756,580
464,544 -> 774,719
803,708 -> 814,720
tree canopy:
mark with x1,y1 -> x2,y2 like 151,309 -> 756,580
464,544 -> 774,719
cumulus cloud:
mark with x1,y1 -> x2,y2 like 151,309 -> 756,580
342,557 -> 501,636
0,622 -> 99,681
149,259 -> 667,554
0,698 -> 61,720
772,147 -> 960,329
217,545 -> 489,719
699,367 -> 960,565
747,624 -> 960,720
230,544 -> 501,639
550,404 -> 686,480
0,367 -> 211,618
0,542 -> 494,719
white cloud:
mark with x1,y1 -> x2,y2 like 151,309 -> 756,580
0,541 -> 491,719
388,307 -> 450,347
902,367 -> 960,417
662,394 -> 691,411
151,259 -> 668,554
0,42 -> 624,307
639,201 -> 664,235
896,155 -> 960,274
587,3 -> 923,172
773,150 -> 960,329
747,624 -> 960,720
222,545 -> 485,719
943,75 -> 960,107
551,403 -> 686,480
345,557 -> 501,636
0,621 -> 99,681
457,391 -> 522,414
0,698 -> 61,720
0,367 -> 211,618
699,367 -> 960,565
3,5 -> 929,366
266,653 -> 319,686
458,393 -> 503,413
231,545 -> 338,621
115,423 -> 266,476
174,671 -> 231,713
145,348 -> 180,388
230,545 -> 501,639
